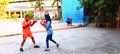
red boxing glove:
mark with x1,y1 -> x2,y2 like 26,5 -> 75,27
33,20 -> 37,23
40,20 -> 46,28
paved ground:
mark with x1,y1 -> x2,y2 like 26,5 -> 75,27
0,20 -> 80,36
0,23 -> 120,54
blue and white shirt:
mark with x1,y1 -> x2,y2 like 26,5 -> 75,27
46,21 -> 53,35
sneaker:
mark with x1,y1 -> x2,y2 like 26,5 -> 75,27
56,44 -> 59,48
20,48 -> 24,52
34,45 -> 40,48
44,48 -> 50,51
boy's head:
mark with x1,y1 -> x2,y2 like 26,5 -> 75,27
25,15 -> 30,21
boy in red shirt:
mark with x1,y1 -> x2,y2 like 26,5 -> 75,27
20,15 -> 39,52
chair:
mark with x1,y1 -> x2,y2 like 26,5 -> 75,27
66,18 -> 72,26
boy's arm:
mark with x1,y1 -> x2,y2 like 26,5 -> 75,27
31,20 -> 37,26
31,23 -> 35,26
23,21 -> 31,28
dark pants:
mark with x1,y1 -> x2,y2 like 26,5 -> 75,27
66,20 -> 72,25
46,34 -> 56,48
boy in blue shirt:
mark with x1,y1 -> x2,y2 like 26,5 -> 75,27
44,11 -> 59,51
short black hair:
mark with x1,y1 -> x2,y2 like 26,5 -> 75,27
25,15 -> 30,18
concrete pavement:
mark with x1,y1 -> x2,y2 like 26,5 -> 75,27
0,23 -> 120,54
0,20 -> 81,37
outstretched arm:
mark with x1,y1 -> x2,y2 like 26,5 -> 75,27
31,20 -> 37,26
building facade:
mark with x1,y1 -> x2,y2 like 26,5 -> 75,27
62,0 -> 84,23
5,0 -> 59,19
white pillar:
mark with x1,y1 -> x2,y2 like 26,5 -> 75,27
9,10 -> 11,18
20,11 -> 22,18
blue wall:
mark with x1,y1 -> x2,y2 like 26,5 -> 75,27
62,0 -> 84,23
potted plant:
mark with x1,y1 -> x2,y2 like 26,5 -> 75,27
12,13 -> 19,21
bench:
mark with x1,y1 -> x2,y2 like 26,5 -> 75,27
95,16 -> 110,29
116,17 -> 120,31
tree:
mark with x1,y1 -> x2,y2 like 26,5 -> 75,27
0,0 -> 9,19
0,0 -> 9,15
34,0 -> 44,11
78,0 -> 120,23
77,0 -> 105,16
52,0 -> 62,19
27,0 -> 44,11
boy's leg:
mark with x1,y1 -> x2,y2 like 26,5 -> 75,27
31,37 -> 40,48
28,32 -> 36,44
45,35 -> 50,51
21,39 -> 26,47
31,37 -> 36,44
20,38 -> 26,52
49,34 -> 57,44
46,35 -> 50,48
49,34 -> 59,48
